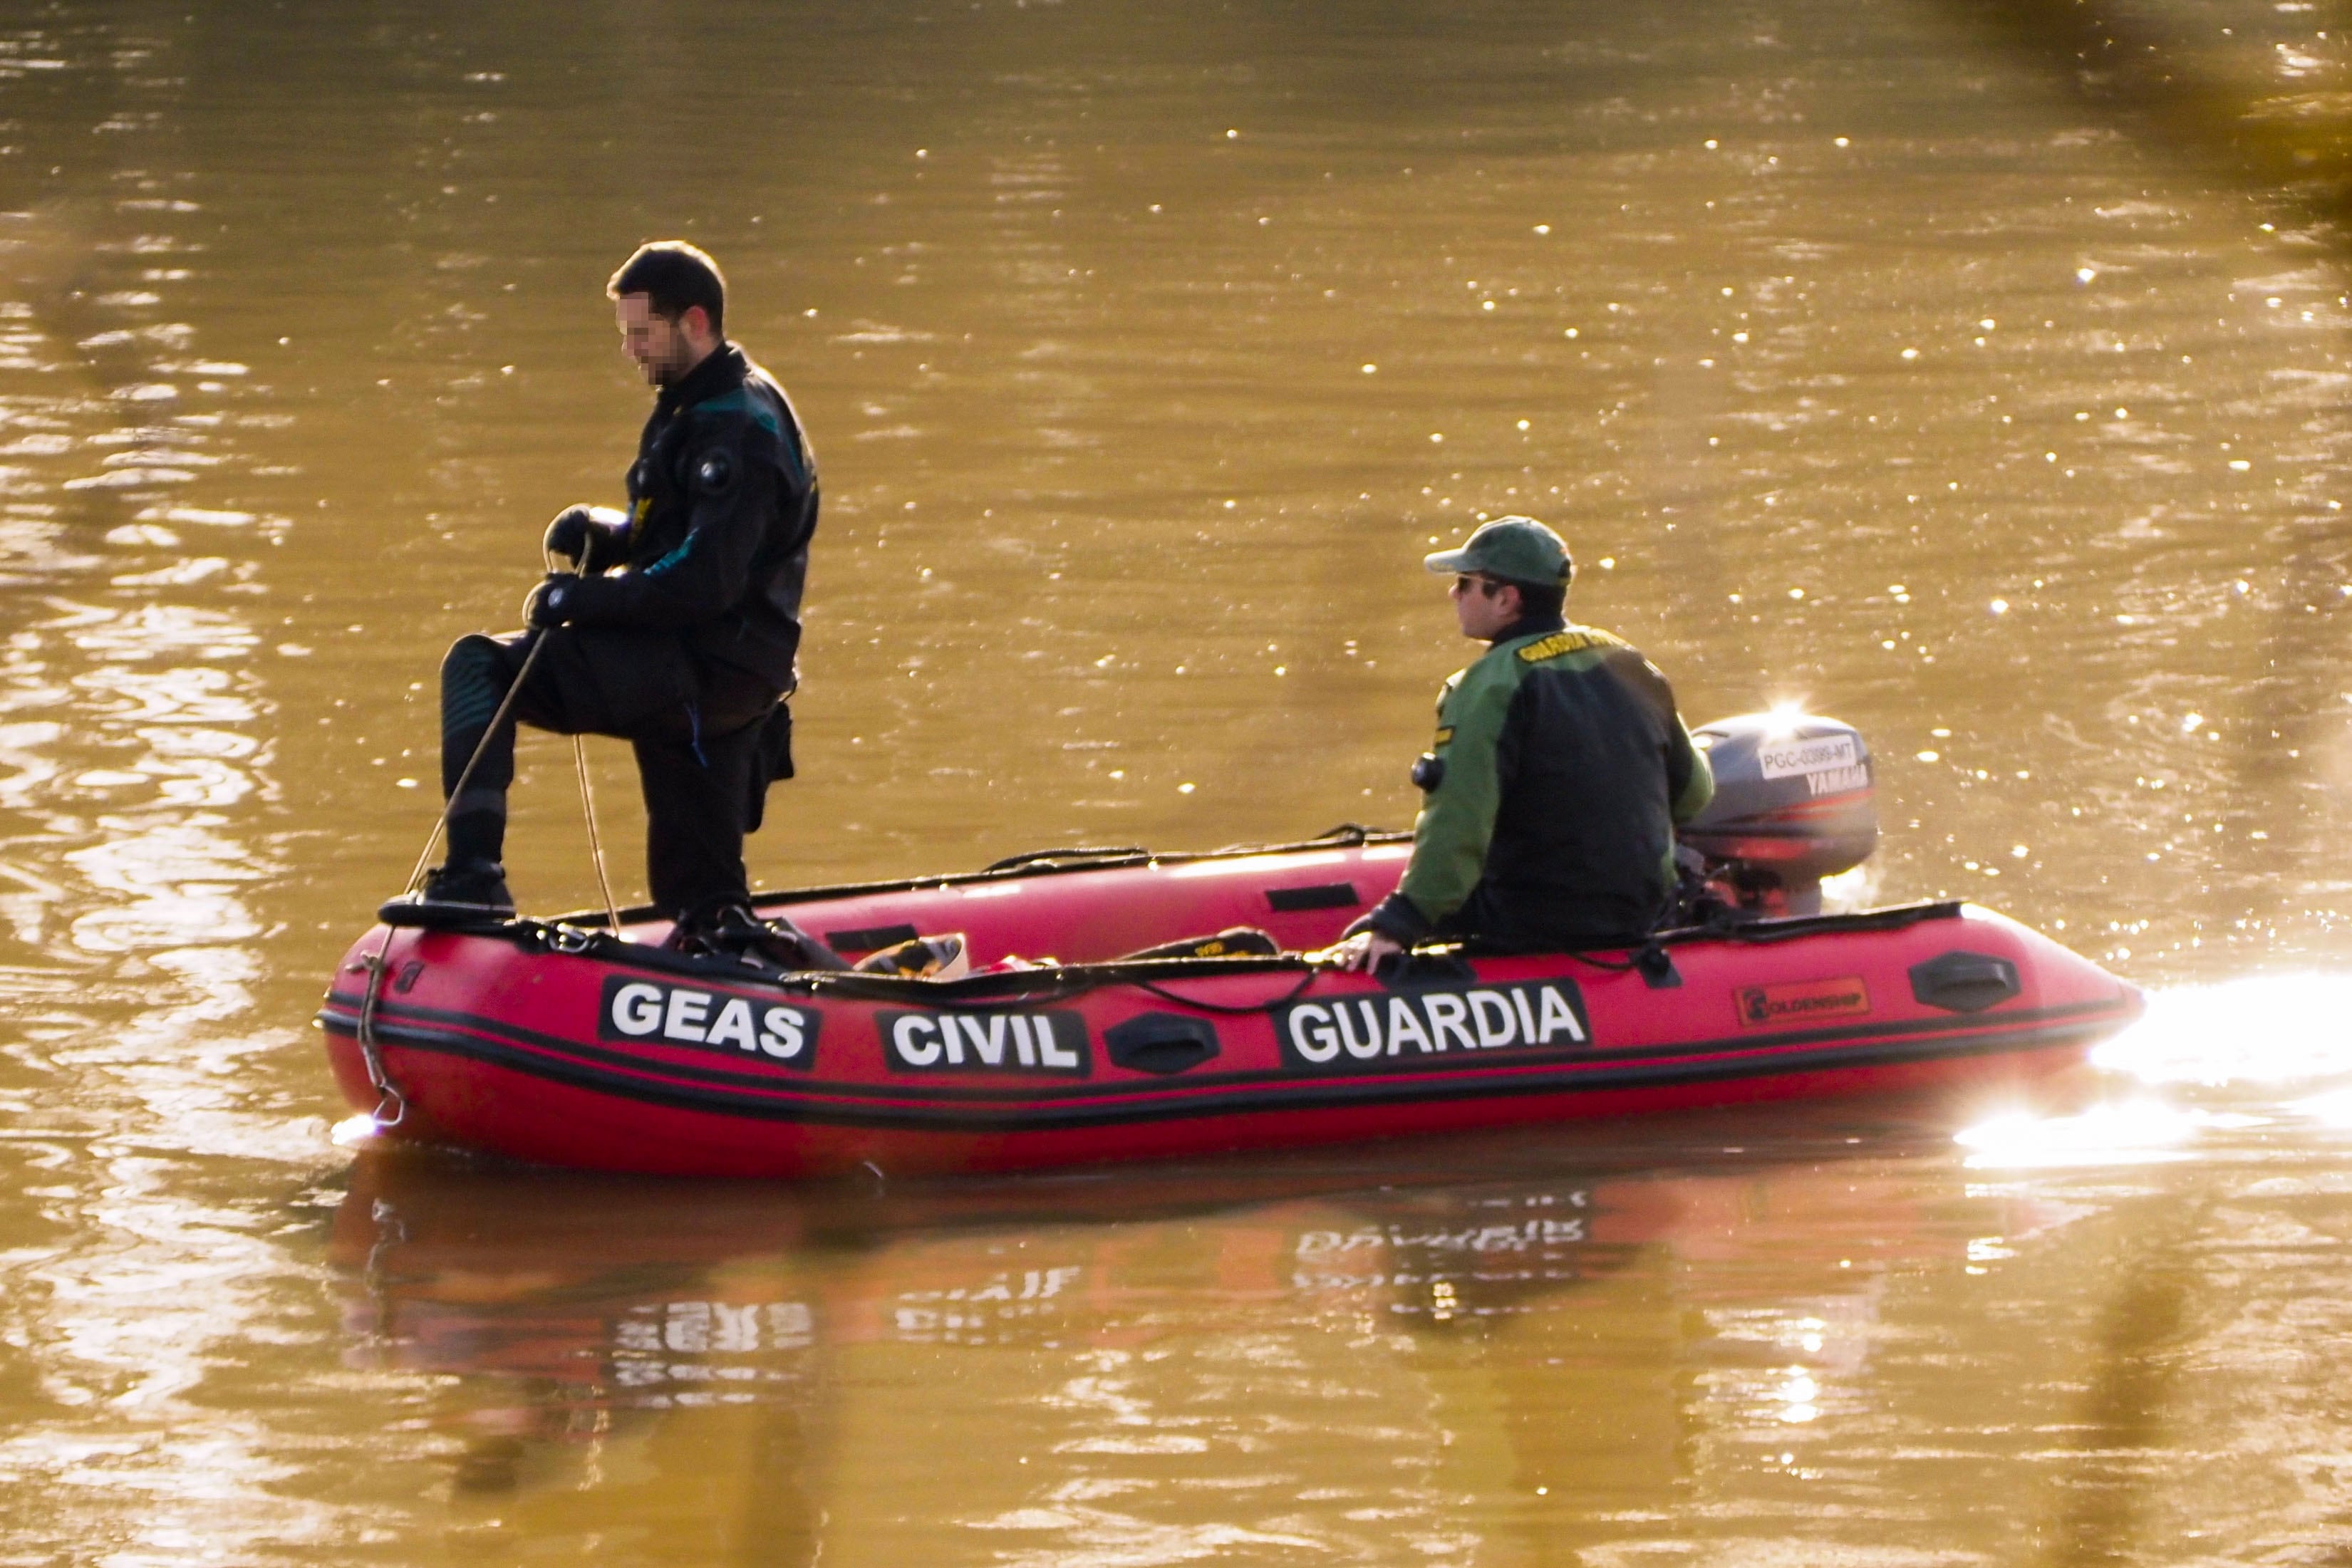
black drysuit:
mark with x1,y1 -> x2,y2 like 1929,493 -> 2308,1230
438,343 -> 817,917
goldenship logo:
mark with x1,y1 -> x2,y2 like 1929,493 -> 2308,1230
1736,977 -> 1871,1028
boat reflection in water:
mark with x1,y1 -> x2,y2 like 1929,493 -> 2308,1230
326,1094 -> 2098,1559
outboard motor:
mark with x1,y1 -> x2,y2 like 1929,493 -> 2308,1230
1678,712 -> 1876,917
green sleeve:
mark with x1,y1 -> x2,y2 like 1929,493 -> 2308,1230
1669,715 -> 1714,823
1397,653 -> 1519,925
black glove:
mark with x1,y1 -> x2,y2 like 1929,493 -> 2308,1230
542,505 -> 595,561
1357,893 -> 1431,946
522,573 -> 574,629
543,504 -> 627,564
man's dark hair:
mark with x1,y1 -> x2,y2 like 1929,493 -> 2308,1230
608,241 -> 726,336
1506,579 -> 1567,621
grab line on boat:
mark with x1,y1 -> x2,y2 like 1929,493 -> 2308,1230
1128,967 -> 1321,1015
317,988 -> 2132,1111
316,1009 -> 2122,1132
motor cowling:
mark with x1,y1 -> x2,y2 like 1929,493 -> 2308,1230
1679,712 -> 1876,915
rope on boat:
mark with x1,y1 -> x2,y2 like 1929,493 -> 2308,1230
362,563 -> 574,1128
1129,965 -> 1321,1014
778,953 -> 1326,1014
544,547 -> 623,936
571,733 -> 621,933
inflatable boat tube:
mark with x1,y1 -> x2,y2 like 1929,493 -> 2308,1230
316,831 -> 2142,1178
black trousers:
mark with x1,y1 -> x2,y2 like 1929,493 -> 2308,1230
440,625 -> 780,916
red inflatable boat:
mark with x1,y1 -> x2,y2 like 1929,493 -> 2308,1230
317,835 -> 2140,1178
318,715 -> 2143,1178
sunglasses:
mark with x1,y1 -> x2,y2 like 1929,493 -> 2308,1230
1451,574 -> 1506,598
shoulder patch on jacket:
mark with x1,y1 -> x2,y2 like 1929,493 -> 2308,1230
692,449 -> 736,497
1516,626 -> 1631,663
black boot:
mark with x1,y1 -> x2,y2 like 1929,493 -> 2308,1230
665,900 -> 850,972
381,860 -> 515,928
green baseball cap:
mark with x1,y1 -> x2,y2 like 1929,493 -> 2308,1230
1422,516 -> 1573,586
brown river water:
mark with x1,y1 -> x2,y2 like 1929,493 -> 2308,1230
5,0 -> 2352,1561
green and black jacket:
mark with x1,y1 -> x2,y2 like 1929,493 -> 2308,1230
1365,616 -> 1714,948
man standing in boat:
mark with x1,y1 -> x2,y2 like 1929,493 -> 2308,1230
394,240 -> 819,959
1330,516 -> 1714,971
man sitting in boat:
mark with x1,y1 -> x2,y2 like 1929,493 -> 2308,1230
394,241 -> 822,960
1329,516 -> 1714,972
